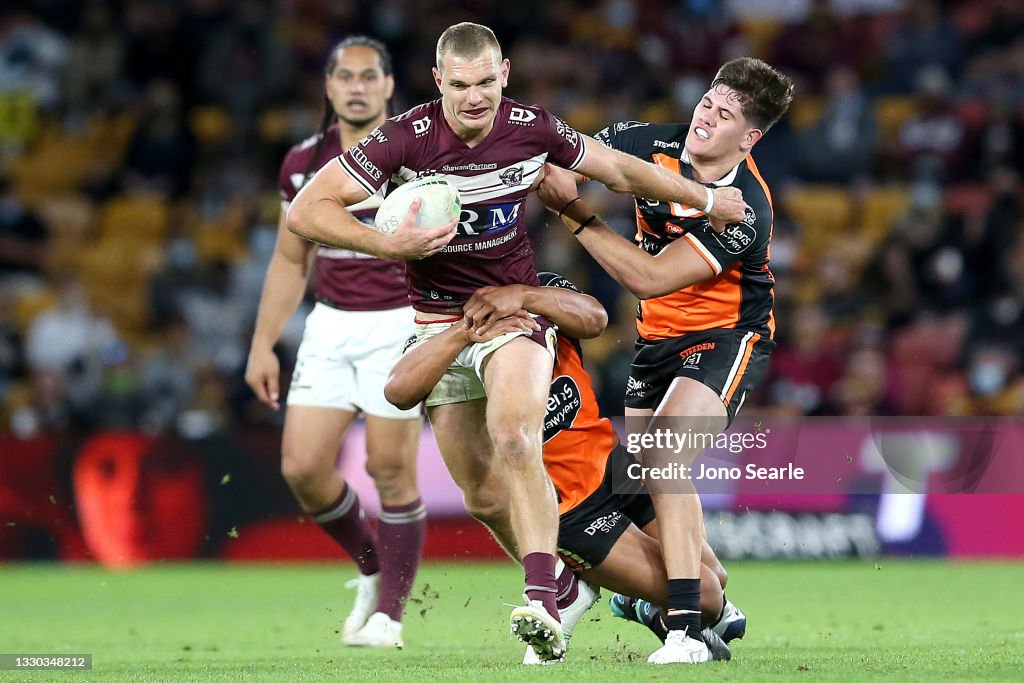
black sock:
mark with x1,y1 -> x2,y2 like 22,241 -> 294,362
664,578 -> 704,642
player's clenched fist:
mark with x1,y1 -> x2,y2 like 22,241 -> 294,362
708,186 -> 746,225
245,347 -> 281,410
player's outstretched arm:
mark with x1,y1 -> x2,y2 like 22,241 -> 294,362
464,284 -> 607,340
384,315 -> 539,410
538,164 -> 715,300
574,136 -> 747,226
245,210 -> 315,410
287,161 -> 456,260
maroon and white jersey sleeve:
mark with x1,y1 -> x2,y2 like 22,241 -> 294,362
336,111 -> 421,197
278,125 -> 409,311
534,108 -> 587,171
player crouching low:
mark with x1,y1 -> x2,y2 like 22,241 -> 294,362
384,273 -> 746,663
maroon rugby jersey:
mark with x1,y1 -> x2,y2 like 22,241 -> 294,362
278,124 -> 408,311
337,98 -> 587,314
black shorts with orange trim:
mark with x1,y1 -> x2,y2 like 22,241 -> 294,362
625,328 -> 775,425
557,445 -> 655,572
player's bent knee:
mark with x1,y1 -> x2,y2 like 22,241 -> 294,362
488,428 -> 541,467
364,457 -> 416,497
462,494 -> 510,528
280,454 -> 333,493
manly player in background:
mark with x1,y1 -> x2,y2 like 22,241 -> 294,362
245,37 -> 422,650
287,22 -> 747,662
539,57 -> 794,664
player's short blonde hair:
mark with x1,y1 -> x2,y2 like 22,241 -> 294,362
436,22 -> 502,71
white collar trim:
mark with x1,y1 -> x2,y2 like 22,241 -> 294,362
682,147 -> 741,187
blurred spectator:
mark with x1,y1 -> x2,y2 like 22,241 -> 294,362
0,174 -> 49,283
196,0 -> 290,146
766,304 -> 846,415
833,347 -> 893,416
895,67 -> 966,182
0,8 -> 67,112
21,275 -> 122,433
122,81 -> 197,197
63,1 -> 126,120
138,315 -> 198,434
24,275 -> 119,374
123,0 -> 191,94
769,0 -> 858,95
797,66 -> 880,183
881,0 -> 960,94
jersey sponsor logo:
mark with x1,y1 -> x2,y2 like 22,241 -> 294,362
456,201 -> 521,236
626,375 -> 651,398
664,221 -> 684,236
711,208 -> 757,254
584,512 -> 623,536
544,375 -> 583,442
509,107 -> 537,124
499,166 -> 524,187
681,353 -> 702,369
614,120 -> 649,133
359,128 -> 388,146
441,162 -> 498,172
554,116 -> 580,147
440,228 -> 517,253
652,139 -> 680,149
412,115 -> 431,136
424,288 -> 456,302
593,127 -> 611,147
679,342 -> 715,362
349,147 -> 382,181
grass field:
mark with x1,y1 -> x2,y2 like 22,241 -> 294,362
1,560 -> 1022,681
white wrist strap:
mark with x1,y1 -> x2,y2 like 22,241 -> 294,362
703,186 -> 714,215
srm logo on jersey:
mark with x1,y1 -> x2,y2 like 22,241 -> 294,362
457,201 -> 521,236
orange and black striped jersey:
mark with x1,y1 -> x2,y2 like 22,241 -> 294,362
537,273 -> 619,515
594,121 -> 776,341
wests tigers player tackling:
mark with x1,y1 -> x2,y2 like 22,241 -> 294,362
287,23 -> 746,662
383,274 -> 745,664
540,58 -> 793,665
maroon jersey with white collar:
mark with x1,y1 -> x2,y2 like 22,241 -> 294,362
337,97 -> 587,314
278,124 -> 408,311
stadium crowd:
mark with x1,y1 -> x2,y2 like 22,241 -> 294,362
1,0 -> 1023,441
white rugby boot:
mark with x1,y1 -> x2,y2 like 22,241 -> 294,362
522,577 -> 600,664
647,628 -> 712,664
341,572 -> 380,644
345,611 -> 403,649
510,597 -> 566,663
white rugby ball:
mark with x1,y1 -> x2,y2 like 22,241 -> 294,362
373,177 -> 462,234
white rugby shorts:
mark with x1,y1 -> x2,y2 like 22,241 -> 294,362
411,318 -> 557,407
287,302 -> 420,419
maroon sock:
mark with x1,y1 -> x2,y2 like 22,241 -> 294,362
375,498 -> 426,622
311,484 -> 379,576
523,552 -> 559,621
555,561 -> 579,610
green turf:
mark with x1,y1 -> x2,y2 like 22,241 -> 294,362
1,560 -> 1022,681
